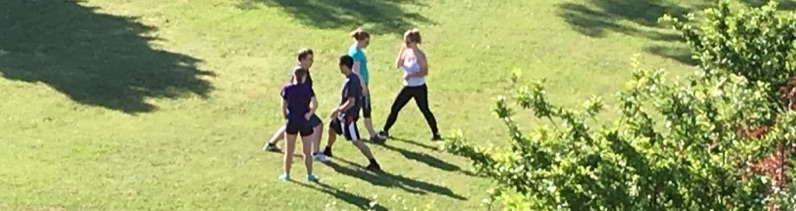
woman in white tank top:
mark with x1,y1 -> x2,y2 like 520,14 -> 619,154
375,29 -> 441,141
402,53 -> 426,87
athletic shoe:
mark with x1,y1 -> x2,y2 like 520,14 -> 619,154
432,133 -> 443,141
370,135 -> 386,144
263,143 -> 280,152
313,153 -> 331,162
307,174 -> 319,182
278,173 -> 290,181
322,147 -> 333,158
377,131 -> 389,138
365,163 -> 382,172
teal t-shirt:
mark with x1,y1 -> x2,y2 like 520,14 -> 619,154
347,44 -> 369,84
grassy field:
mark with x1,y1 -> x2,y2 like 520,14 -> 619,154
3,0 -> 785,210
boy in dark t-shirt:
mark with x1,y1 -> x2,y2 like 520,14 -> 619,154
321,55 -> 381,171
278,67 -> 320,182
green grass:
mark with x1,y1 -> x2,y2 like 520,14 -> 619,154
2,0 -> 792,210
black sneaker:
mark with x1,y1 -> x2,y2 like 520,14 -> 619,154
370,135 -> 386,144
377,131 -> 389,138
432,133 -> 443,141
365,163 -> 382,172
323,147 -> 333,157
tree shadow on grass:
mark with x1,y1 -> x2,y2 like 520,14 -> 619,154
557,0 -> 696,65
323,158 -> 467,200
238,0 -> 436,35
557,0 -> 796,66
643,45 -> 696,66
0,1 -> 214,114
291,181 -> 388,211
557,0 -> 690,38
745,0 -> 796,9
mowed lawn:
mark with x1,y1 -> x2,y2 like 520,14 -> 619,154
0,0 -> 707,210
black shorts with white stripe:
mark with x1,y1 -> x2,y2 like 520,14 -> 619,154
330,115 -> 360,141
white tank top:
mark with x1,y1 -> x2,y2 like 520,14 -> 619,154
402,56 -> 426,87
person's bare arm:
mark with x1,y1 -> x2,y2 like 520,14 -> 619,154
281,99 -> 288,118
407,51 -> 429,78
332,97 -> 356,118
331,81 -> 360,117
395,44 -> 406,69
337,97 -> 356,112
351,61 -> 369,93
306,96 -> 318,120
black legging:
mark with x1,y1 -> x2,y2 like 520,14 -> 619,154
382,84 -> 439,134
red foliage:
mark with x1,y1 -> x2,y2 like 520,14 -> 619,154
736,75 -> 796,210
780,76 -> 796,110
737,126 -> 770,139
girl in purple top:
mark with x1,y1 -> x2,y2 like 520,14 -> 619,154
279,68 -> 319,182
264,48 -> 330,162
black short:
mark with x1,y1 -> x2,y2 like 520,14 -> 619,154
330,115 -> 360,141
285,121 -> 313,136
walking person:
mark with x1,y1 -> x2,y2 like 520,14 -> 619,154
347,28 -> 380,141
263,48 -> 329,162
377,29 -> 442,141
278,67 -> 320,182
321,55 -> 382,171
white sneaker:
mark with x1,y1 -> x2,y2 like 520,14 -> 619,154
263,143 -> 279,152
313,153 -> 331,162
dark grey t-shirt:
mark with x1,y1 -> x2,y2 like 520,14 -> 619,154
339,73 -> 362,118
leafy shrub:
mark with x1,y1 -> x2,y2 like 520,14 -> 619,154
443,0 -> 796,210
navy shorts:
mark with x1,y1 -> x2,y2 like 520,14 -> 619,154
285,121 -> 313,137
361,95 -> 372,118
308,114 -> 322,127
330,115 -> 360,141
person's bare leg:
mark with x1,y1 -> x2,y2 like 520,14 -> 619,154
351,140 -> 374,159
310,124 -> 330,162
312,124 -> 323,153
326,126 -> 337,148
351,139 -> 381,171
363,95 -> 378,139
280,132 -> 297,180
364,118 -> 377,138
323,126 -> 337,157
301,135 -> 313,176
269,126 -> 287,144
264,126 -> 286,151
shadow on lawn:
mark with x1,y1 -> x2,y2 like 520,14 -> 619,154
557,0 -> 796,66
323,158 -> 467,200
292,181 -> 388,211
0,1 -> 214,114
238,0 -> 436,35
388,136 -> 438,151
381,137 -> 480,177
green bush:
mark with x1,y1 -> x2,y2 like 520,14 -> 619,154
443,0 -> 796,210
665,0 -> 796,113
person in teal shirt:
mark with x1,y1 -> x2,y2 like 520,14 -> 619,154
348,28 -> 380,141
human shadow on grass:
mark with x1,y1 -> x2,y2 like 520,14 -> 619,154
377,137 -> 480,177
557,0 -> 796,66
388,136 -> 438,151
322,158 -> 467,200
0,1 -> 214,114
292,181 -> 388,211
238,0 -> 436,35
